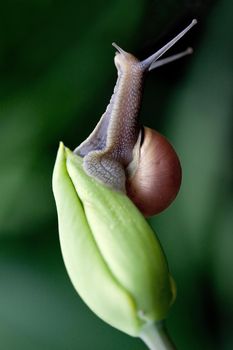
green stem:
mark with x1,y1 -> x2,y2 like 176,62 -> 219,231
140,322 -> 177,350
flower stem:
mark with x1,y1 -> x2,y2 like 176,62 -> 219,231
140,322 -> 177,350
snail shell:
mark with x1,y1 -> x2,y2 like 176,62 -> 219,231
126,127 -> 182,217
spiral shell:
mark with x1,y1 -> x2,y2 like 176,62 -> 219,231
126,127 -> 182,217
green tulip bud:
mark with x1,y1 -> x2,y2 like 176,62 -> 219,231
52,142 -> 175,337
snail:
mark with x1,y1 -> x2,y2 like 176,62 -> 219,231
75,19 -> 197,216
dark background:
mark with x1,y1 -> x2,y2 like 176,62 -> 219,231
0,0 -> 232,349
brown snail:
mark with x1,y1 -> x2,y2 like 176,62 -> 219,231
75,20 -> 197,216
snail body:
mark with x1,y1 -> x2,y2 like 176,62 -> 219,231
75,20 -> 197,216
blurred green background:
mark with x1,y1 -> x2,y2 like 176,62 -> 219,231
1,0 -> 232,349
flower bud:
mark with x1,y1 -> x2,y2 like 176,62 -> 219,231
52,143 -> 176,336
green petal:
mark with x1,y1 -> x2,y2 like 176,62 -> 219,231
52,143 -> 141,336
